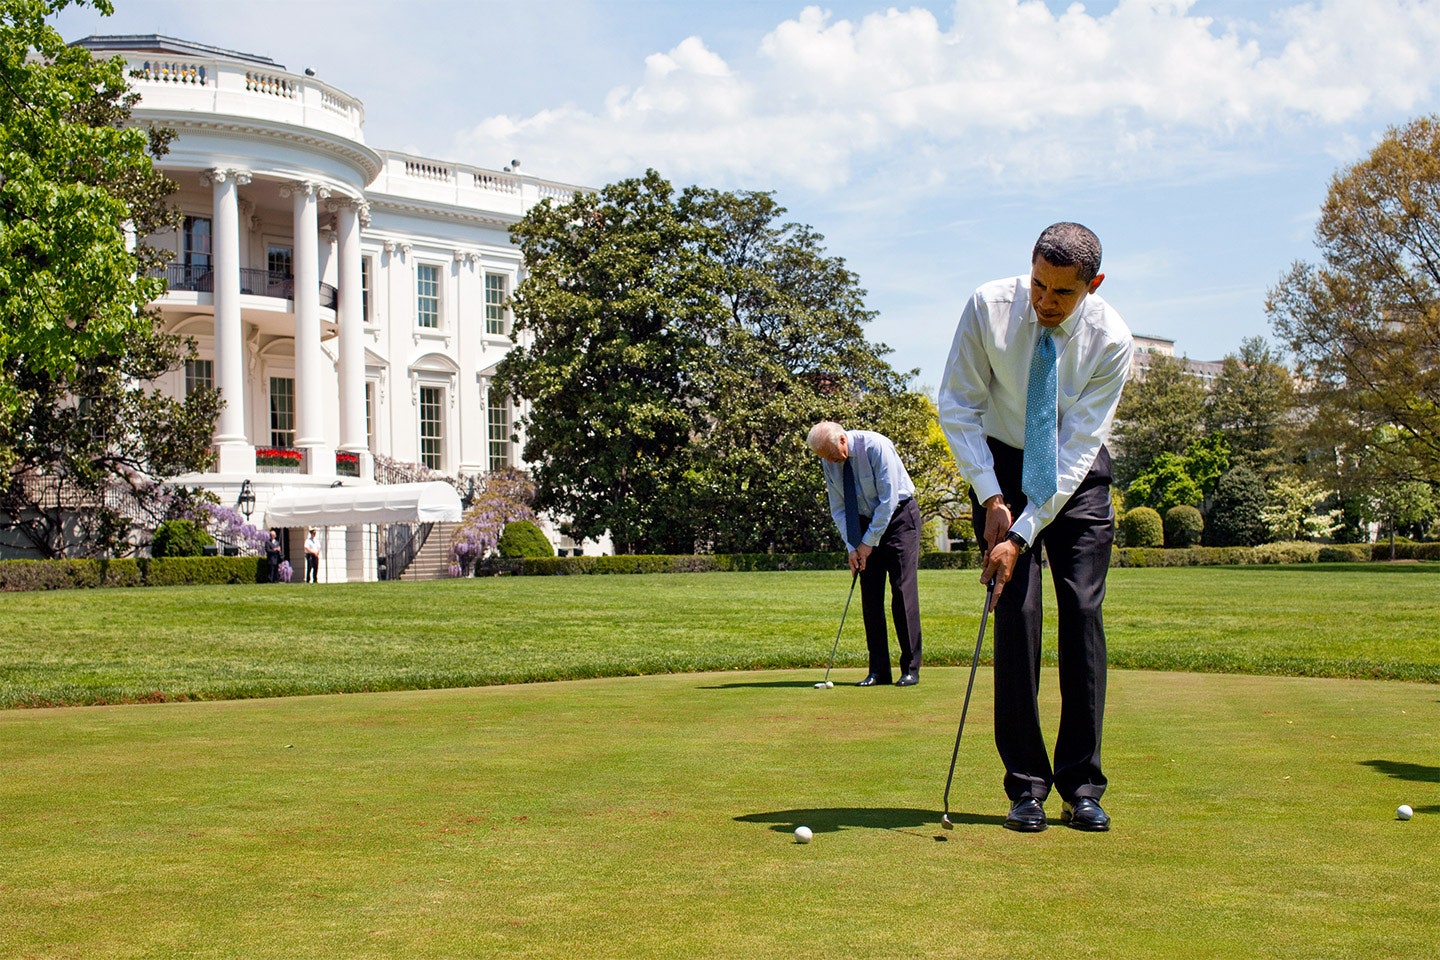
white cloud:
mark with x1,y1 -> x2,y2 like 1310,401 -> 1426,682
450,0 -> 1440,195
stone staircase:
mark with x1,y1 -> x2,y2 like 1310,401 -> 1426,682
399,521 -> 460,580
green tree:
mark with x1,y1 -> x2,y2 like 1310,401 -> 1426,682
0,0 -> 219,558
1268,115 -> 1440,484
499,172 -> 918,555
1206,462 -> 1269,547
1203,336 -> 1296,479
1261,474 -> 1342,542
1126,433 -> 1230,515
682,188 -> 908,553
1126,452 -> 1203,514
498,171 -> 718,554
1111,352 -> 1209,486
1359,479 -> 1437,558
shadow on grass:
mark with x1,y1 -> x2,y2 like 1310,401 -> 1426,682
735,806 -> 1006,833
1361,759 -> 1440,784
699,680 -> 826,689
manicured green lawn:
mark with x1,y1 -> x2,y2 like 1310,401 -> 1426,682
1,564 -> 1437,708
1,564 -> 1436,958
1,667 -> 1435,959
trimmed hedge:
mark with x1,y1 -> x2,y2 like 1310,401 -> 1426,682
140,557 -> 268,586
0,556 -> 264,591
515,552 -> 849,576
1371,541 -> 1440,561
2,540 -> 1435,591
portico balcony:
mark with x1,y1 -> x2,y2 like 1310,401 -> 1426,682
154,264 -> 337,309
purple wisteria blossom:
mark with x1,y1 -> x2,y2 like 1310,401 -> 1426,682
449,468 -> 537,576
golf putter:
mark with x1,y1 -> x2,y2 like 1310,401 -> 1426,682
941,577 -> 996,829
816,569 -> 860,689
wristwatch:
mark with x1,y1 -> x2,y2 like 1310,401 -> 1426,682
1004,530 -> 1028,551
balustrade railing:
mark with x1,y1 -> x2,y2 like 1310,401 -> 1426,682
152,264 -> 337,309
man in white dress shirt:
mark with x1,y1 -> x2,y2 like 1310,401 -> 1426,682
938,223 -> 1133,833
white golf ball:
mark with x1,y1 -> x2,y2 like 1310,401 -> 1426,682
1397,804 -> 1414,821
794,826 -> 813,843
825,681 -> 833,688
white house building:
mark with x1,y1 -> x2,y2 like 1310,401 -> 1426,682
74,35 -> 595,579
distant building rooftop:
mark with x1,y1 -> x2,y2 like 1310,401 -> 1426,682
72,34 -> 282,70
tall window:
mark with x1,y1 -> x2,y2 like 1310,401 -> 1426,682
182,216 -> 211,281
488,392 -> 511,470
267,244 -> 293,299
485,273 -> 507,335
184,358 -> 213,397
269,377 -> 295,448
360,255 -> 373,324
416,263 -> 440,328
419,386 -> 443,470
365,381 -> 376,453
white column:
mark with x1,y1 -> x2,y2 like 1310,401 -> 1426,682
206,167 -> 255,474
285,180 -> 334,476
336,199 -> 372,480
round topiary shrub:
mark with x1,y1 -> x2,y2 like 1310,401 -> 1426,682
1119,506 -> 1163,548
497,519 -> 555,558
151,519 -> 214,558
1164,504 -> 1205,547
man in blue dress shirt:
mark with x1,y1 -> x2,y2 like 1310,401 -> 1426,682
807,421 -> 923,687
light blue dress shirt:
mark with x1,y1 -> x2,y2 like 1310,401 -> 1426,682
821,430 -> 916,551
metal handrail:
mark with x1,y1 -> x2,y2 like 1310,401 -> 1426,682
153,264 -> 338,309
379,521 -> 433,581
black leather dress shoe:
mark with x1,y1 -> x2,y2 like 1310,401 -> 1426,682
1061,797 -> 1110,832
1004,798 -> 1047,832
855,674 -> 891,687
895,673 -> 919,686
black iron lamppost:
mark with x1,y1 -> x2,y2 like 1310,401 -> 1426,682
238,479 -> 256,520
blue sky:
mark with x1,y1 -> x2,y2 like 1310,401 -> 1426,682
55,0 -> 1440,390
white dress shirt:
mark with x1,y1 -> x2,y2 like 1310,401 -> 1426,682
938,275 -> 1133,546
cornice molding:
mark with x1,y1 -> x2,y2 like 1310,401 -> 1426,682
363,195 -> 520,229
141,112 -> 383,183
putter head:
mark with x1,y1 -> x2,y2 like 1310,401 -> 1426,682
941,813 -> 954,830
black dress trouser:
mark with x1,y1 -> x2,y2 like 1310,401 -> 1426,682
858,497 -> 923,680
970,439 -> 1113,804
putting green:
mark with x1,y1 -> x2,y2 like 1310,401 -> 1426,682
1,667 -> 1435,959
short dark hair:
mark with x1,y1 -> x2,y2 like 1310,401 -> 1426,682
1032,222 -> 1102,283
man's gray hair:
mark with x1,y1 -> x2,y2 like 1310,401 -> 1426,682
807,421 -> 845,452
1032,222 -> 1102,283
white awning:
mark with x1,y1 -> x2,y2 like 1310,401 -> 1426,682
264,481 -> 463,527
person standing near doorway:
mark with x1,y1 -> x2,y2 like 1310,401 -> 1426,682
304,528 -> 320,583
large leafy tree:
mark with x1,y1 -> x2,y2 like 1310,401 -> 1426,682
1268,114 -> 1440,485
499,171 -> 924,554
1203,336 -> 1296,479
0,0 -> 218,558
684,188 -> 920,553
1111,352 -> 1209,487
499,171 -> 719,554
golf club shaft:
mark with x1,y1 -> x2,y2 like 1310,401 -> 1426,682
943,578 -> 996,818
822,569 -> 860,683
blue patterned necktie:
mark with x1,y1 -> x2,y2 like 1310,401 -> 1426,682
843,456 -> 862,548
1022,328 -> 1059,506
